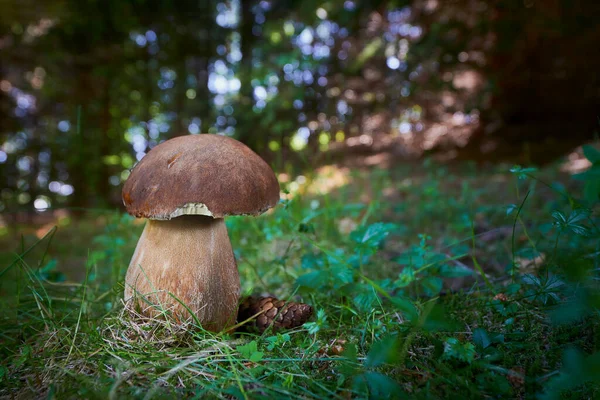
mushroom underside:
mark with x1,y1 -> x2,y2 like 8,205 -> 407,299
124,215 -> 240,331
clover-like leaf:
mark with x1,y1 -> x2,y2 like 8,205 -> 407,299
441,337 -> 476,363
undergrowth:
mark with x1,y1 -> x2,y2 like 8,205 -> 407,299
1,152 -> 599,399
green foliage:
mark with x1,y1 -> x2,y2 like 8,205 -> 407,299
540,348 -> 600,400
441,337 -> 476,364
303,308 -> 328,335
1,161 -> 598,398
341,335 -> 406,399
522,274 -> 564,305
510,165 -> 539,180
364,335 -> 402,368
577,145 -> 600,202
264,333 -> 291,351
350,222 -> 399,248
551,209 -> 591,236
237,340 -> 264,362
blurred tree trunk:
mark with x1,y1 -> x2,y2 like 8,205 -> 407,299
97,75 -> 112,206
68,66 -> 115,211
460,0 -> 600,163
67,67 -> 93,214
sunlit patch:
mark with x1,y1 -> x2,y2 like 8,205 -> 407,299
35,222 -> 55,239
347,134 -> 373,147
23,18 -> 55,43
277,173 -> 289,183
268,140 -> 280,151
186,89 -> 196,100
316,8 -> 328,19
337,217 -> 358,235
560,147 -> 592,174
254,86 -> 267,100
387,56 -> 401,70
422,124 -> 447,150
188,117 -> 202,134
453,70 -> 483,91
290,127 -> 310,151
216,1 -> 240,28
58,120 -> 70,132
27,67 -> 46,89
34,196 -> 50,211
399,121 -> 412,134
363,153 -> 393,167
59,184 -> 74,196
0,80 -> 12,92
306,165 -> 350,195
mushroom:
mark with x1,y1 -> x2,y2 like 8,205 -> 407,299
122,134 -> 280,331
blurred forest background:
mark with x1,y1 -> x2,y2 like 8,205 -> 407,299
1,0 -> 599,221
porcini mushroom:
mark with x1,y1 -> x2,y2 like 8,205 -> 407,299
122,134 -> 279,331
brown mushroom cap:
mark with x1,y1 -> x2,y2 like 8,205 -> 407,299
122,134 -> 280,219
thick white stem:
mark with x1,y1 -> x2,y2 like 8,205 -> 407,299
124,216 -> 240,331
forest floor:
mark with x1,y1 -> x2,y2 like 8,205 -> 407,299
0,154 -> 599,399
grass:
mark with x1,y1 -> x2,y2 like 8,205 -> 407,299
1,157 -> 599,399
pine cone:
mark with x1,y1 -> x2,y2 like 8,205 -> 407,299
237,296 -> 313,333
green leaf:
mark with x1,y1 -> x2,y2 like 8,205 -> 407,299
298,222 -> 315,234
489,332 -> 505,344
249,351 -> 264,362
441,338 -> 476,363
265,333 -> 291,351
421,276 -> 443,296
394,267 -> 415,287
350,222 -> 398,247
510,165 -> 538,179
390,296 -> 418,321
568,208 -> 590,224
365,335 -> 401,368
296,270 -> 327,289
439,263 -> 474,278
422,304 -> 459,332
540,348 -> 600,399
551,210 -> 567,225
522,274 -> 541,287
582,145 -> 600,163
340,343 -> 359,376
14,345 -> 32,368
359,372 -> 404,399
237,341 -> 263,362
553,209 -> 591,236
473,328 -> 491,350
303,321 -> 320,335
303,308 -> 328,334
584,179 -> 600,202
549,296 -> 588,325
332,264 -> 354,286
300,253 -> 325,269
353,287 -> 377,312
